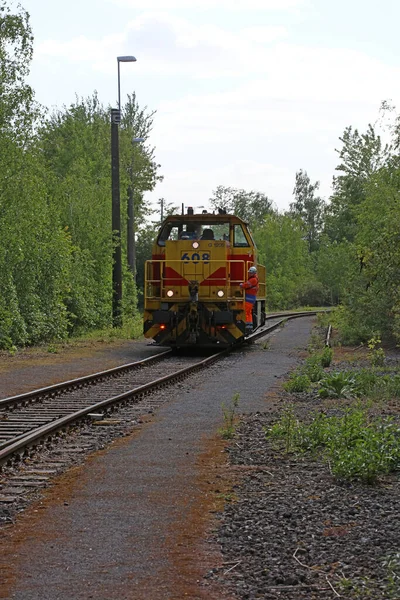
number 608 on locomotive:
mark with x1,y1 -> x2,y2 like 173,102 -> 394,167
143,208 -> 266,348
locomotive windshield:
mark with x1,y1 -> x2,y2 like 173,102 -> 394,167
158,221 -> 231,246
233,224 -> 250,247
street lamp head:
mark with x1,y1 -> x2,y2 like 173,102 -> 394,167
117,55 -> 137,62
132,137 -> 145,143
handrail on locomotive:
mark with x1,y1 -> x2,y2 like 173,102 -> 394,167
145,259 -> 266,302
143,210 -> 267,348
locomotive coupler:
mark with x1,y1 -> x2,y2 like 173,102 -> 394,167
188,280 -> 199,302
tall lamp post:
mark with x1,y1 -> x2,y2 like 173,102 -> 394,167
127,136 -> 144,277
111,55 -> 136,326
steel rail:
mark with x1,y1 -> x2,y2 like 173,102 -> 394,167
0,349 -> 227,466
0,310 -> 329,466
0,349 -> 172,410
1,310 -> 329,410
248,309 -> 328,343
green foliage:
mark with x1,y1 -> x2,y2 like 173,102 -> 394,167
284,346 -> 332,392
324,124 -> 389,243
315,237 -> 356,304
268,405 -> 400,483
268,405 -> 298,453
290,169 -> 326,253
303,355 -> 325,382
320,346 -> 333,368
326,115 -> 400,345
296,279 -> 329,307
330,305 -> 373,346
209,185 -> 273,229
283,372 -> 311,393
329,416 -> 400,483
318,371 -> 359,399
382,552 -> 400,599
254,212 -> 311,310
0,0 -> 37,134
0,79 -> 160,347
220,392 -> 240,439
367,335 -> 385,367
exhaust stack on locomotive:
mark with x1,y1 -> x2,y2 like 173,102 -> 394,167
143,208 -> 266,348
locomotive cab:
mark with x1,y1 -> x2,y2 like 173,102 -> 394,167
144,211 -> 266,348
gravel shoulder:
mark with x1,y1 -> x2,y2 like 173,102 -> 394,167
211,346 -> 400,599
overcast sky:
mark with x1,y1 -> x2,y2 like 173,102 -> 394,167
21,0 -> 400,213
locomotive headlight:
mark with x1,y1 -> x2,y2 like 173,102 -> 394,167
166,290 -> 174,297
192,241 -> 199,249
217,290 -> 225,297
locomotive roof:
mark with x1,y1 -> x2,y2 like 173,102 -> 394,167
162,212 -> 247,225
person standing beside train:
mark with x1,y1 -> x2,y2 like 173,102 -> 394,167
240,266 -> 259,334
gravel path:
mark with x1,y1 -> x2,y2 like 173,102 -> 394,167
0,318 -> 315,600
211,353 -> 400,599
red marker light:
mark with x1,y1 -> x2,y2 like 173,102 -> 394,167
159,324 -> 166,330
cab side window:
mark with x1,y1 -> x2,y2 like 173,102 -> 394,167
158,223 -> 179,245
233,224 -> 250,247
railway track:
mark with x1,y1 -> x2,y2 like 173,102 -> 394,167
0,311 -> 325,470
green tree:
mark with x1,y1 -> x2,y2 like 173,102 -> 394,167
353,166 -> 400,341
328,114 -> 400,343
37,93 -> 162,333
209,185 -> 274,228
0,1 -> 72,348
315,237 -> 356,305
254,212 -> 313,309
325,125 -> 389,242
290,170 -> 325,253
0,0 -> 35,135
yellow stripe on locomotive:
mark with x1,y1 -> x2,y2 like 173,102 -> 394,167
143,209 -> 266,348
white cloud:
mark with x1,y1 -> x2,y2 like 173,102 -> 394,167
146,159 -> 297,213
35,12 -> 400,102
109,0 -> 304,10
31,6 -> 400,212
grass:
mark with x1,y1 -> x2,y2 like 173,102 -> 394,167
271,334 -> 400,483
219,392 -> 240,439
267,404 -> 400,483
0,316 -> 144,363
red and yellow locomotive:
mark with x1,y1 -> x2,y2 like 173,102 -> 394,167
143,209 -> 266,348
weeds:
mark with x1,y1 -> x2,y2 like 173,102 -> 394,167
368,335 -> 386,367
320,346 -> 333,367
268,405 -> 298,453
318,371 -> 359,399
382,552 -> 400,599
266,405 -> 400,483
304,355 -> 325,382
220,392 -> 240,439
283,373 -> 311,393
307,332 -> 324,352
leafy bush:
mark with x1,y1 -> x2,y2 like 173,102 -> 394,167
329,418 -> 400,483
267,405 -> 400,483
330,305 -> 373,346
283,373 -> 311,393
303,356 -> 324,383
367,335 -> 386,367
296,279 -> 330,307
318,371 -> 359,398
320,346 -> 333,367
